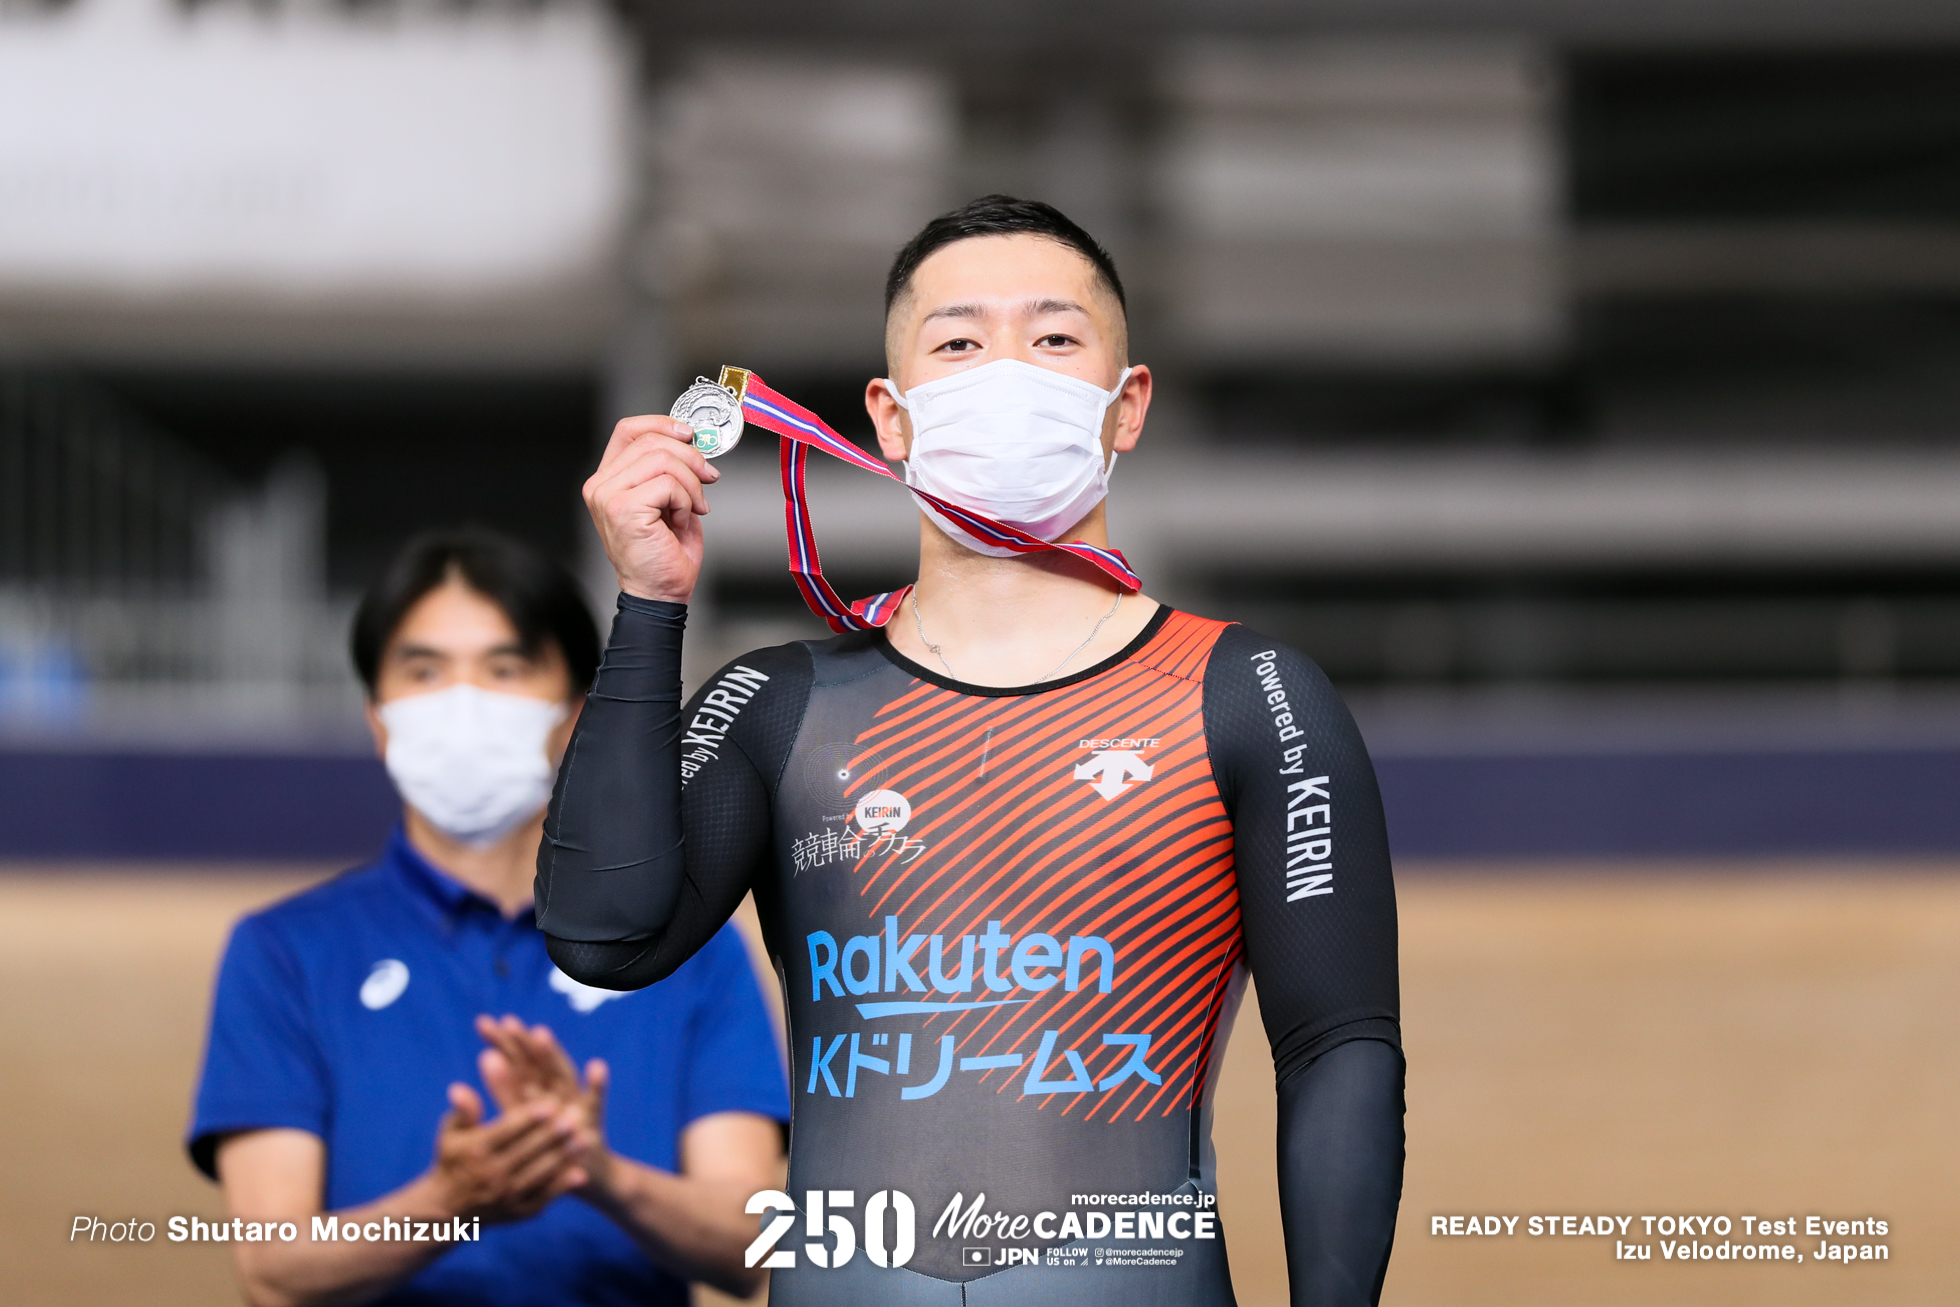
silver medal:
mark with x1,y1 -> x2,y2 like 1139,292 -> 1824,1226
671,377 -> 744,459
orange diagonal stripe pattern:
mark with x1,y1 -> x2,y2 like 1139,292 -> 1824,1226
838,611 -> 1241,1123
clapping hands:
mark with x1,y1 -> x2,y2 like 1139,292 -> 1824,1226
473,1014 -> 615,1197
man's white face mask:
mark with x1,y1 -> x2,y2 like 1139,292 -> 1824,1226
891,358 -> 1133,557
377,684 -> 567,845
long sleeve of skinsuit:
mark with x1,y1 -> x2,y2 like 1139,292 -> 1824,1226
537,596 -> 1405,1307
1202,624 -> 1406,1306
535,594 -> 807,989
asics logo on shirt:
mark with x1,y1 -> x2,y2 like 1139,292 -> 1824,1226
359,959 -> 410,1010
550,967 -> 628,1013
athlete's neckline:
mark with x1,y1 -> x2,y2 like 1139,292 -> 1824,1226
875,602 -> 1173,698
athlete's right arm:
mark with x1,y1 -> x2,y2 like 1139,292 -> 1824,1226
536,410 -> 769,990
535,599 -> 810,990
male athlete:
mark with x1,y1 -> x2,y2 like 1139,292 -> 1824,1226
537,195 -> 1403,1306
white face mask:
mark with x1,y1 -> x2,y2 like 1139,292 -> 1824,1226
891,358 -> 1132,557
377,684 -> 568,845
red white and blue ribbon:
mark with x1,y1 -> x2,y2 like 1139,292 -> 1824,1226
735,372 -> 1141,634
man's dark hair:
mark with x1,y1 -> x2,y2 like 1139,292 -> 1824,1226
350,528 -> 600,698
884,194 -> 1127,315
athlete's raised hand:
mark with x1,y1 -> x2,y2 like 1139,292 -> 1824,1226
583,415 -> 718,604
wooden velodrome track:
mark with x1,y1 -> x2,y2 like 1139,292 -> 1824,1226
2,866 -> 1953,1306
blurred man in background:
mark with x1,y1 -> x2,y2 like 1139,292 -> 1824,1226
187,528 -> 788,1307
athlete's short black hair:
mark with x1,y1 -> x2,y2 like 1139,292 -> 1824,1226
884,194 -> 1127,315
350,528 -> 599,699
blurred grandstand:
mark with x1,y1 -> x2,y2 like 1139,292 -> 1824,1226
5,0 -> 1960,856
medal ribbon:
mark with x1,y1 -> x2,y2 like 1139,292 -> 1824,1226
733,372 -> 1141,634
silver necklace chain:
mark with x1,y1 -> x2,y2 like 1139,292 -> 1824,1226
911,588 -> 1123,684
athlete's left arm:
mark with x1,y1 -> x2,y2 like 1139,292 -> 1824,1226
1202,624 -> 1405,1307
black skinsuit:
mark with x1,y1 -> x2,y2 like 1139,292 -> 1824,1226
538,598 -> 1404,1306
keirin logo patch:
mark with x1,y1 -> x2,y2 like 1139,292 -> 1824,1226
853,789 -> 911,833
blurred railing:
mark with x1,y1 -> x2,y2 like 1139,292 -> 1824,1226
0,368 -> 351,730
0,368 -> 219,596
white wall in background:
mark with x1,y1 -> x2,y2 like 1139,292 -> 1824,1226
0,0 -> 631,301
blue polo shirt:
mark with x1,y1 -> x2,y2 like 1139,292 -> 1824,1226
189,829 -> 789,1307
